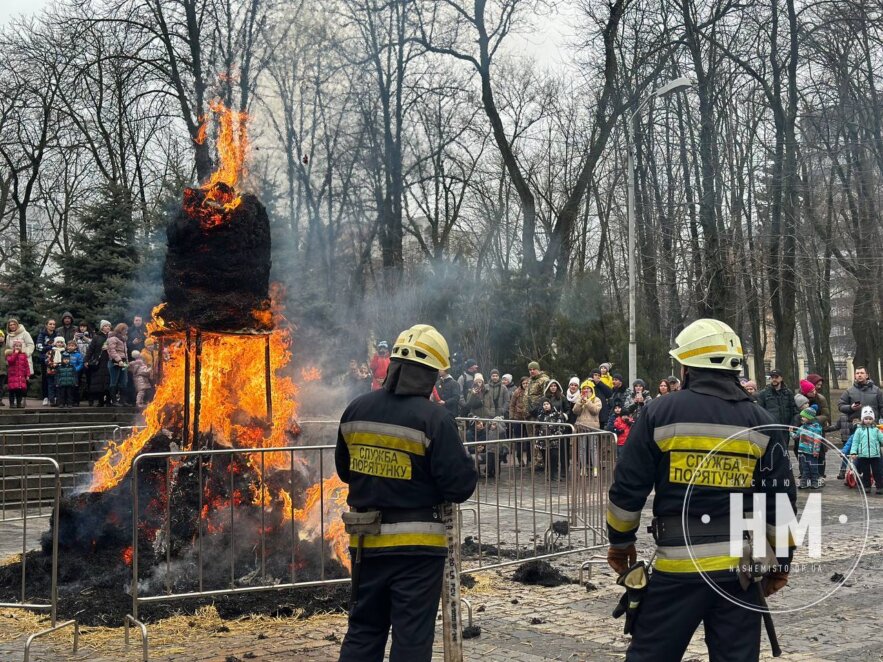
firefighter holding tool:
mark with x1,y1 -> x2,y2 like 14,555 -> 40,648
336,324 -> 478,662
606,319 -> 796,661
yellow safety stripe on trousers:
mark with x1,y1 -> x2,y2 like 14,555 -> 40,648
606,502 -> 642,533
343,431 -> 426,456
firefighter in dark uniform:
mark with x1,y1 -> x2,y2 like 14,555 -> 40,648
336,323 -> 478,662
606,319 -> 796,661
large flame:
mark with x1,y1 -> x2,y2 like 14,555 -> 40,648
189,100 -> 249,228
88,99 -> 351,569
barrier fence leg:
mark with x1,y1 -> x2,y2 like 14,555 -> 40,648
125,614 -> 149,661
23,619 -> 78,662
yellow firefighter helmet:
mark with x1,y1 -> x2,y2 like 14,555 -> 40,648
669,319 -> 744,371
391,324 -> 451,371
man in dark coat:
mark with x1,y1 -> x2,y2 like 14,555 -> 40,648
756,369 -> 799,428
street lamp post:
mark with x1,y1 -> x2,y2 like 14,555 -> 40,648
627,77 -> 693,385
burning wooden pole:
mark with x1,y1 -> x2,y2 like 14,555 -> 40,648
183,329 -> 191,449
193,330 -> 203,447
265,334 -> 273,423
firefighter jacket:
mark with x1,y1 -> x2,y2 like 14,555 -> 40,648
335,388 -> 478,557
606,368 -> 796,580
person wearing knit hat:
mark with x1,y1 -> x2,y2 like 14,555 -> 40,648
565,376 -> 581,413
849,406 -> 883,494
525,361 -> 550,417
599,362 -> 614,389
796,377 -> 831,480
805,373 -> 824,389
800,380 -> 816,397
486,369 -> 511,419
795,407 -> 824,488
743,380 -> 758,402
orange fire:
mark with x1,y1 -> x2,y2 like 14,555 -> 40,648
122,546 -> 133,566
188,99 -> 249,229
87,101 -> 352,571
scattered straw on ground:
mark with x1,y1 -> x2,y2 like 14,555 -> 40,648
0,606 -> 347,656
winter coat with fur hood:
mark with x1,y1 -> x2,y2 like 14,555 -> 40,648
5,323 -> 35,373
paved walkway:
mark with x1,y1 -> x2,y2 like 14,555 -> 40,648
1,476 -> 880,660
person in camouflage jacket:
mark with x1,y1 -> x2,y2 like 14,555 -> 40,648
524,361 -> 550,419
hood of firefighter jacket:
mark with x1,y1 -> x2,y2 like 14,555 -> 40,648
683,367 -> 751,402
383,358 -> 438,397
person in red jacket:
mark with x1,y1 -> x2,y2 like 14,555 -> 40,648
369,341 -> 390,390
609,403 -> 634,460
6,340 -> 31,408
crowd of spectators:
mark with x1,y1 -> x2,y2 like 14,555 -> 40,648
0,313 -> 154,408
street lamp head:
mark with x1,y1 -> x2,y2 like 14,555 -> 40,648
654,77 -> 693,98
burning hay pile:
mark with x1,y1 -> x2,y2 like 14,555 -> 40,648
0,102 -> 350,624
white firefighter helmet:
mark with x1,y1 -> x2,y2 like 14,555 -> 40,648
669,318 -> 744,371
391,324 -> 451,371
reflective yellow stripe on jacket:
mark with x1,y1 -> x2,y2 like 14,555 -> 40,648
654,423 -> 769,489
349,522 -> 447,550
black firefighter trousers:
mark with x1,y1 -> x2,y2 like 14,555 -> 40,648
626,572 -> 762,662
338,554 -> 445,662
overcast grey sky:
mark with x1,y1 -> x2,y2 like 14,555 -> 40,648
0,0 -> 50,25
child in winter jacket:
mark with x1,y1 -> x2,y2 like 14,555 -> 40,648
793,408 -> 824,489
44,336 -> 66,405
5,340 -> 30,408
54,353 -> 79,408
128,351 -> 153,408
848,406 -> 883,495
606,403 -> 634,460
536,398 -> 569,479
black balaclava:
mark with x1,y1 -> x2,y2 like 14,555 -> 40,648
383,358 -> 438,397
682,366 -> 749,402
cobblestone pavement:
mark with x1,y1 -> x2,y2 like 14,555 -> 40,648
1,475 -> 882,661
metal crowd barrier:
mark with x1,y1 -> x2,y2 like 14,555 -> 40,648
126,443 -> 347,659
0,425 -> 121,520
458,430 -> 616,574
0,455 -> 79,660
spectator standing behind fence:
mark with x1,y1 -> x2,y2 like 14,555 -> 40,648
657,379 -> 671,396
55,353 -> 78,408
44,337 -> 66,406
464,373 -> 490,418
573,380 -> 603,475
757,369 -> 799,429
436,368 -> 460,418
541,379 -> 566,417
624,379 -> 652,417
35,318 -> 56,405
792,408 -> 823,489
565,377 -> 581,426
608,403 -> 634,460
839,366 -> 883,424
666,375 -> 681,392
502,373 -> 514,394
590,368 -> 614,428
5,340 -> 30,407
85,321 -> 112,406
848,406 -> 883,495
485,369 -> 510,419
509,376 -> 530,466
65,341 -> 83,406
457,358 -> 479,414
608,372 -> 628,410
107,323 -> 129,406
525,361 -> 550,418
599,362 -> 614,389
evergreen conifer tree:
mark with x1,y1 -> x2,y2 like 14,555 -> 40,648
0,240 -> 46,329
58,183 -> 139,324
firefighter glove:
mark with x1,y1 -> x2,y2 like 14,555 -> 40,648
762,569 -> 789,597
611,561 -> 649,635
607,544 -> 637,575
